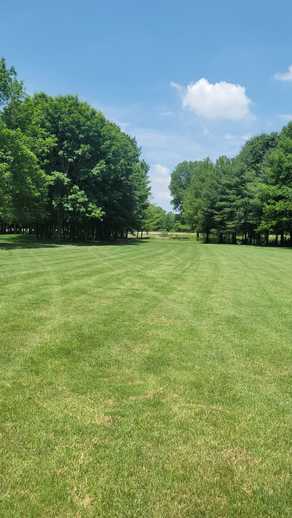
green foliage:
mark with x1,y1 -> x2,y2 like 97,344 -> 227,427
0,59 -> 150,239
182,159 -> 216,238
169,161 -> 194,211
144,203 -> 176,231
170,130 -> 291,244
0,58 -> 24,109
0,123 -> 48,224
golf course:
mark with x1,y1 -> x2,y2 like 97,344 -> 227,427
1,234 -> 292,517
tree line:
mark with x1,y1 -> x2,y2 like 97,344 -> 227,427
0,58 -> 150,240
170,126 -> 292,245
144,204 -> 191,233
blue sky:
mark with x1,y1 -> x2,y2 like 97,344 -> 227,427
1,1 -> 292,209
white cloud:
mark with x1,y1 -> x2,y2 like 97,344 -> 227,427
150,164 -> 171,209
172,78 -> 251,120
274,66 -> 292,81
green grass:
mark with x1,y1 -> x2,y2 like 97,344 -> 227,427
1,235 -> 292,517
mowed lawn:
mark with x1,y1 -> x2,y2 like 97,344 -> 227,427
1,236 -> 292,517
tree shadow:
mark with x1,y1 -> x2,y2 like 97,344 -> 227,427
200,240 -> 292,250
0,235 -> 148,250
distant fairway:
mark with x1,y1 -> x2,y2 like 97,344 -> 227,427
1,235 -> 292,517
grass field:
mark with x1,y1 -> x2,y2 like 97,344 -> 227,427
1,235 -> 292,517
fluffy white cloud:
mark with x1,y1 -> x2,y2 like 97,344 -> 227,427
149,164 -> 171,209
274,66 -> 292,81
172,78 -> 251,120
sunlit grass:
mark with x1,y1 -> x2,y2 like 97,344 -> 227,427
1,235 -> 292,517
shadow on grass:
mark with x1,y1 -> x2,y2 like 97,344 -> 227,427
200,240 -> 292,250
0,234 -> 148,250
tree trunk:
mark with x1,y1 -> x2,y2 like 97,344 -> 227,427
265,231 -> 269,247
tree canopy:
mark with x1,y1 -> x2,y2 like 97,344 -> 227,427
170,128 -> 292,245
0,60 -> 150,240
144,203 -> 177,232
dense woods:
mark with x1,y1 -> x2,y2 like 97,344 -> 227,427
170,128 -> 292,245
0,58 -> 150,240
144,204 -> 181,232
